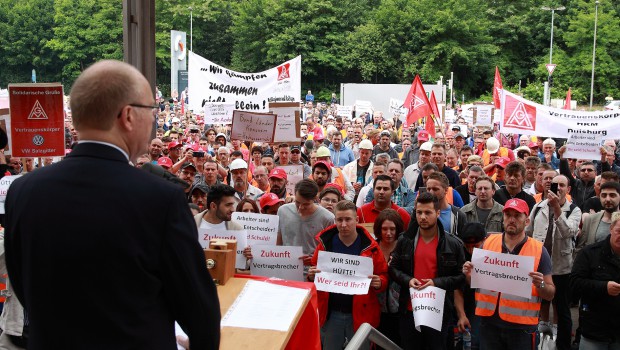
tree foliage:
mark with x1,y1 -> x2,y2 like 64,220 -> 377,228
0,0 -> 618,104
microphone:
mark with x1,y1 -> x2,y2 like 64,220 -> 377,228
141,163 -> 190,190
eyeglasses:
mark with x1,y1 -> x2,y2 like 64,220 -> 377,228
118,103 -> 159,118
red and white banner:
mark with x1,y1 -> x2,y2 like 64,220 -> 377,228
493,67 -> 503,109
8,83 -> 65,157
500,89 -> 620,138
403,75 -> 433,127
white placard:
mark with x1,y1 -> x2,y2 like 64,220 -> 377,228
444,109 -> 456,123
355,100 -> 374,115
475,105 -> 493,126
250,245 -> 304,281
203,102 -> 234,124
314,251 -> 373,295
336,105 -> 353,118
277,165 -> 304,196
500,89 -> 620,138
0,175 -> 21,214
231,212 -> 279,246
410,286 -> 446,332
270,103 -> 300,143
188,51 -> 301,113
221,280 -> 309,331
563,132 -> 603,161
230,111 -> 277,143
198,228 -> 248,269
389,98 -> 408,120
470,248 -> 535,299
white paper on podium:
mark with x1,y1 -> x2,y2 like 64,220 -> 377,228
220,280 -> 309,331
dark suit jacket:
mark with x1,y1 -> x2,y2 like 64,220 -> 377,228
454,183 -> 472,206
4,143 -> 220,350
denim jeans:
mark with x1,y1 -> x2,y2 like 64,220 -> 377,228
479,320 -> 538,350
321,311 -> 369,350
579,336 -> 620,350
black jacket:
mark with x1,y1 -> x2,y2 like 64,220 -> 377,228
560,158 -> 609,209
455,183 -> 472,207
389,220 -> 466,314
5,143 -> 220,350
570,236 -> 620,343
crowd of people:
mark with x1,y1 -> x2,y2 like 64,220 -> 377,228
2,75 -> 620,350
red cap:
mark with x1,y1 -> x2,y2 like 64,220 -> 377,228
495,157 -> 511,169
269,168 -> 288,180
312,160 -> 332,173
168,141 -> 182,150
417,130 -> 430,141
503,198 -> 530,216
157,157 -> 173,169
324,183 -> 344,195
259,193 -> 284,209
528,141 -> 538,149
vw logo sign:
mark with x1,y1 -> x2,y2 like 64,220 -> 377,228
32,134 -> 44,146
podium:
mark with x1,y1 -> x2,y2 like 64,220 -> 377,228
218,275 -> 321,350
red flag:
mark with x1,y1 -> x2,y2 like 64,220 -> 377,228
493,66 -> 503,109
403,75 -> 433,128
427,91 -> 440,137
564,87 -> 572,110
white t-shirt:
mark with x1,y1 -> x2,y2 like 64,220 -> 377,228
200,219 -> 226,230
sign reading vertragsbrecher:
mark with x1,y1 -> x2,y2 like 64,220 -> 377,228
470,247 -> 535,299
250,245 -> 304,281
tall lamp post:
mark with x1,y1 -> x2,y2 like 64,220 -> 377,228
189,6 -> 193,52
589,1 -> 599,108
542,6 -> 565,106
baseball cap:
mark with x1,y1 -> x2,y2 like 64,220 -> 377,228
316,146 -> 331,158
168,141 -> 182,150
290,145 -> 301,152
157,157 -> 173,169
229,159 -> 248,171
420,141 -> 434,152
486,137 -> 500,154
269,168 -> 288,180
503,198 -> 530,216
451,125 -> 461,130
171,117 -> 180,123
380,130 -> 391,137
324,183 -> 344,195
528,141 -> 539,149
259,193 -> 284,210
359,139 -> 373,150
191,183 -> 209,194
312,160 -> 332,174
181,162 -> 197,171
417,130 -> 430,141
455,133 -> 466,139
495,157 -> 511,169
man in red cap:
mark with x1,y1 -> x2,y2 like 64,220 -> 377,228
267,168 -> 289,199
462,198 -> 555,350
157,157 -> 173,172
167,141 -> 183,164
259,193 -> 284,215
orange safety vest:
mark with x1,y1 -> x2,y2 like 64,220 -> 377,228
474,234 -> 543,325
482,147 -> 510,166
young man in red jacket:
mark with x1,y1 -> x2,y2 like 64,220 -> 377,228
308,200 -> 388,350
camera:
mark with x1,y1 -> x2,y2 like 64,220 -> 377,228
192,151 -> 205,158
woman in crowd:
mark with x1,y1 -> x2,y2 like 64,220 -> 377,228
236,198 -> 260,213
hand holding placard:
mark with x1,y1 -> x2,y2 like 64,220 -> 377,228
409,286 -> 446,332
313,251 -> 373,295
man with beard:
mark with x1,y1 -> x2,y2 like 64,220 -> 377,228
582,171 -> 619,216
462,198 -> 555,350
357,174 -> 410,228
559,145 -> 609,209
577,181 -> 620,252
389,192 -> 466,350
190,183 -> 208,212
493,161 -> 536,211
372,131 -> 399,161
148,138 -> 163,163
194,184 -> 242,230
194,160 -> 221,190
328,132 -> 354,168
404,141 -> 433,190
229,159 -> 263,204
414,143 -> 460,190
267,168 -> 288,199
311,161 -> 332,195
461,176 -> 504,234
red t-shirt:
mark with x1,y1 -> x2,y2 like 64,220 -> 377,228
408,234 -> 438,310
356,201 -> 411,229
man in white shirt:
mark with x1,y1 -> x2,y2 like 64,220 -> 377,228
194,184 -> 243,230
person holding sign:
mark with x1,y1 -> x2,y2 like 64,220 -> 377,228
462,198 -> 555,350
389,192 -> 467,350
194,184 -> 243,230
307,200 -> 387,350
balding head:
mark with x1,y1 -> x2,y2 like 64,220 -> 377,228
70,60 -> 147,131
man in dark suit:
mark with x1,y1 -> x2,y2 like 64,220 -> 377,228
4,60 -> 220,350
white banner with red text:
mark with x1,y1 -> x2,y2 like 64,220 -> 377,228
314,251 -> 373,295
470,247 -> 535,299
250,245 -> 304,281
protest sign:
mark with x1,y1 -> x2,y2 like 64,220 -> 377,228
250,245 -> 304,281
230,111 -> 277,143
203,102 -> 234,124
231,212 -> 279,246
0,111 -> 11,155
355,100 -> 373,115
563,132 -> 603,161
409,286 -> 446,332
475,105 -> 493,126
500,89 -> 620,138
336,105 -> 353,118
269,102 -> 301,143
444,109 -> 456,123
188,51 -> 301,113
314,251 -> 373,295
389,98 -> 408,121
277,164 -> 304,196
470,247 -> 535,299
8,83 -> 65,157
198,229 -> 248,269
0,175 -> 21,214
